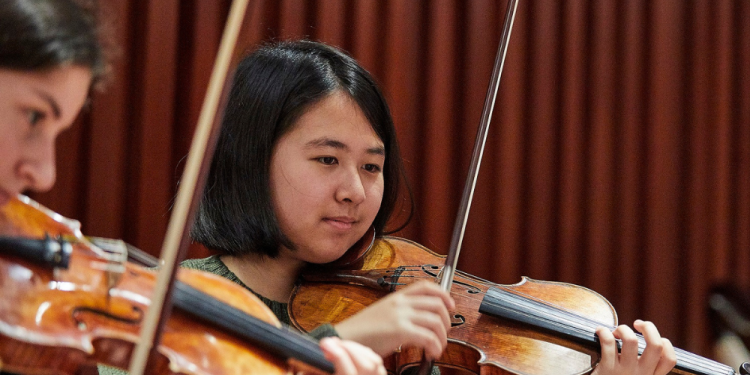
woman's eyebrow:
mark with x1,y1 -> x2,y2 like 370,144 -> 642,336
306,137 -> 347,150
367,146 -> 385,156
305,137 -> 385,156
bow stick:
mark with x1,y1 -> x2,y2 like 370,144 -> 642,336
128,0 -> 251,373
439,0 -> 518,294
417,0 -> 519,373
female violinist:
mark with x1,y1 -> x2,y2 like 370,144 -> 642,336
0,1 -> 385,374
188,39 -> 678,375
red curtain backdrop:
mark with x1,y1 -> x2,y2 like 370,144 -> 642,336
31,0 -> 750,358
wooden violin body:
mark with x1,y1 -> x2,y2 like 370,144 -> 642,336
0,196 -> 327,375
290,236 -> 737,375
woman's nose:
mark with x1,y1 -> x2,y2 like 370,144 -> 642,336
335,168 -> 366,204
17,139 -> 57,193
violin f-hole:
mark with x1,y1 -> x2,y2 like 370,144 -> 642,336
73,305 -> 144,330
451,314 -> 466,327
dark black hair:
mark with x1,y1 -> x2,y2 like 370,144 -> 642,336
0,0 -> 106,84
191,40 -> 412,258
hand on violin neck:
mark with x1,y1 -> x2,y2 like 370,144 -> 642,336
592,320 -> 676,375
333,281 -> 455,359
320,337 -> 386,375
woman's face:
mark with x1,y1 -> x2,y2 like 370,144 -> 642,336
0,66 -> 92,206
270,91 -> 385,264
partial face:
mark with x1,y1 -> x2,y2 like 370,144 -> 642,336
0,66 -> 92,206
270,92 -> 385,264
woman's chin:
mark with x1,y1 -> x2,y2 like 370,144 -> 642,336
292,235 -> 363,265
305,243 -> 354,265
309,251 -> 349,265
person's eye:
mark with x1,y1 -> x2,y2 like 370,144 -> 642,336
363,164 -> 382,173
317,156 -> 337,165
26,109 -> 46,127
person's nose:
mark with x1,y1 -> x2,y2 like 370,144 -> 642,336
335,167 -> 366,204
17,138 -> 57,193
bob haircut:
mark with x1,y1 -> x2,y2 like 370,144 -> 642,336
191,40 -> 412,258
0,0 -> 106,84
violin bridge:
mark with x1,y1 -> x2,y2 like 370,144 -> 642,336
87,236 -> 128,291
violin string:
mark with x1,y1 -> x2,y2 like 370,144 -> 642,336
494,286 -> 722,372
499,292 -> 720,373
443,269 -> 719,370
393,267 -> 727,373
517,291 -> 722,371
485,285 -> 726,373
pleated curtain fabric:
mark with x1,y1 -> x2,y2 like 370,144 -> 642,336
32,0 -> 750,359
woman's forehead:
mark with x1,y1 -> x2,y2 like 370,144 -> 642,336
283,92 -> 383,147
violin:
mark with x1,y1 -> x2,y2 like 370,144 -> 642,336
290,235 -> 744,375
0,195 -> 335,375
283,0 -> 748,373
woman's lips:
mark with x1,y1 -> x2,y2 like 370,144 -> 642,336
323,217 -> 356,230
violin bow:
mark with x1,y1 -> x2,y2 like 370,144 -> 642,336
440,0 -> 518,305
127,0 -> 251,373
418,0 -> 519,372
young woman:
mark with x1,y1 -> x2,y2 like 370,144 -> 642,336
189,40 -> 677,375
0,1 -> 384,374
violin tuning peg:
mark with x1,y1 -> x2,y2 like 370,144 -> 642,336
740,362 -> 750,375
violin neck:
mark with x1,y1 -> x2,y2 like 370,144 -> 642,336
480,286 -> 736,375
172,279 -> 334,372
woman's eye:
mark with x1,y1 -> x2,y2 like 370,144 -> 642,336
364,164 -> 382,173
318,157 -> 337,165
27,110 -> 45,126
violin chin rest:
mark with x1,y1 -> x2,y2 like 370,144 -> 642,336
740,362 -> 750,375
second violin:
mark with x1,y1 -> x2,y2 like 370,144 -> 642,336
290,236 -> 739,375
